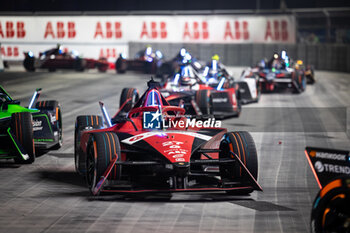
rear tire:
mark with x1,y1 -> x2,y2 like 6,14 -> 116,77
35,100 -> 63,150
293,71 -> 306,93
75,115 -> 103,175
11,112 -> 35,164
219,131 -> 258,194
196,89 -> 212,115
119,88 -> 139,112
23,57 -> 35,72
310,177 -> 350,233
86,132 -> 122,195
74,58 -> 85,72
115,58 -> 127,73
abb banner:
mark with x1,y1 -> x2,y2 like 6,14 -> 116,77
0,15 -> 295,60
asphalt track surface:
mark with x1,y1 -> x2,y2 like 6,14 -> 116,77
0,67 -> 349,233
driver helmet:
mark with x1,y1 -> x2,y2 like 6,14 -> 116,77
180,76 -> 192,86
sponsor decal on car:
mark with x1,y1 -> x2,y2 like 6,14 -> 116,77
310,151 -> 347,161
143,111 -> 222,130
212,98 -> 228,103
122,131 -> 212,145
163,117 -> 221,128
33,120 -> 43,131
143,110 -> 162,129
314,160 -> 350,175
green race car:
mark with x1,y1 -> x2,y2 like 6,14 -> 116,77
0,86 -> 62,163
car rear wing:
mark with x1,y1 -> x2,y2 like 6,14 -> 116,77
305,147 -> 350,189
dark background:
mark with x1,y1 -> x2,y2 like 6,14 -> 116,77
1,0 -> 349,11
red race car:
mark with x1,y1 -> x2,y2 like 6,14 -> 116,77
74,79 -> 261,195
23,46 -> 109,72
159,64 -> 241,119
115,46 -> 163,74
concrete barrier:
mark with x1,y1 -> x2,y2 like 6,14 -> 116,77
129,42 -> 350,72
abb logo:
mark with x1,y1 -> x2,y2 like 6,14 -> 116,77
140,22 -> 167,39
44,22 -> 76,39
0,21 -> 26,38
265,20 -> 288,41
1,46 -> 19,57
183,21 -> 209,40
99,48 -> 119,58
94,22 -> 122,39
224,21 -> 249,40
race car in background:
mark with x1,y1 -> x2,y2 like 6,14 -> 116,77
305,147 -> 350,233
23,46 -> 109,72
200,55 -> 260,104
156,48 -> 204,79
115,46 -> 164,74
254,52 -> 307,93
237,68 -> 261,104
74,79 -> 262,195
0,86 -> 62,164
159,64 -> 241,119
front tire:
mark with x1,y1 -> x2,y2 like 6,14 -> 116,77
74,115 -> 103,175
115,58 -> 127,73
293,71 -> 306,93
23,57 -> 35,72
119,88 -> 139,112
219,131 -> 258,194
196,89 -> 212,115
86,132 -> 122,195
74,58 -> 85,72
11,112 -> 35,164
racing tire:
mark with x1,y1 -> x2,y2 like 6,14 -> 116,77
23,57 -> 35,72
310,177 -> 350,233
306,66 -> 315,84
219,131 -> 258,195
35,100 -> 63,150
86,132 -> 122,195
255,80 -> 262,103
156,63 -> 173,79
97,64 -> 108,73
196,89 -> 212,115
74,115 -> 104,175
115,58 -> 127,73
234,89 -> 242,117
144,61 -> 157,74
119,88 -> 139,113
293,71 -> 307,94
74,58 -> 85,72
11,112 -> 35,164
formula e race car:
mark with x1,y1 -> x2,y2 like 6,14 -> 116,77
157,64 -> 241,119
156,48 -> 205,79
199,56 -> 260,105
23,46 -> 109,72
115,47 -> 163,74
255,65 -> 306,93
305,147 -> 350,233
254,52 -> 315,93
75,79 -> 262,196
236,69 -> 261,104
0,86 -> 62,163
